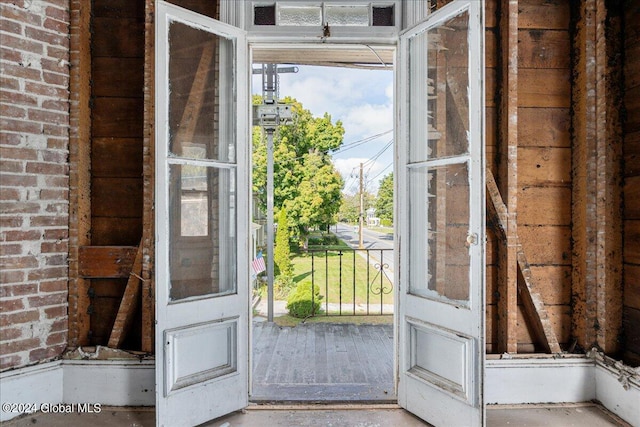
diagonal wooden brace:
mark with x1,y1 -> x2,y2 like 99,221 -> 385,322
486,169 -> 562,354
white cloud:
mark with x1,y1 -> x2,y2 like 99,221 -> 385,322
342,103 -> 393,142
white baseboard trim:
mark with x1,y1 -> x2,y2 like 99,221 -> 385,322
1,355 -> 637,425
0,360 -> 63,422
592,352 -> 640,425
62,359 -> 155,407
485,356 -> 596,405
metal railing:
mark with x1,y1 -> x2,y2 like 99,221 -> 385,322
304,248 -> 394,316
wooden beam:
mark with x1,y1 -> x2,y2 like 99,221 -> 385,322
68,0 -> 92,347
141,0 -> 156,353
496,0 -> 519,354
78,246 -> 138,278
108,243 -> 143,348
487,169 -> 562,354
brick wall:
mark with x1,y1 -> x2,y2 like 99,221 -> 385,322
1,0 -> 70,370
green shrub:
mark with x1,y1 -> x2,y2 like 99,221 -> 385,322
274,209 -> 293,276
274,274 -> 295,299
286,281 -> 322,318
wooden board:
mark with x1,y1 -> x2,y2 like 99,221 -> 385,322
518,107 -> 570,148
518,29 -> 570,69
518,186 -> 571,225
92,98 -> 144,138
519,226 -> 571,266
91,177 -> 143,218
92,138 -> 143,178
92,18 -> 144,58
624,176 -> 640,219
91,218 -> 143,246
624,132 -> 640,176
92,58 -> 144,98
91,279 -> 128,298
623,220 -> 640,264
518,0 -> 570,30
624,265 -> 640,311
108,244 -> 143,348
622,307 -> 640,355
518,147 -> 571,186
93,0 -> 143,18
518,69 -> 571,108
78,246 -> 138,278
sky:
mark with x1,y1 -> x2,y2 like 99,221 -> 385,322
252,65 -> 394,195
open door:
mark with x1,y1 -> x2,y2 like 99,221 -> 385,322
155,2 -> 249,426
397,1 -> 485,426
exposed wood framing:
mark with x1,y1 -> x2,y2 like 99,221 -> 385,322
108,244 -> 143,348
78,246 -> 138,278
487,170 -> 562,354
571,0 -> 623,354
68,0 -> 92,347
141,0 -> 156,353
496,0 -> 518,354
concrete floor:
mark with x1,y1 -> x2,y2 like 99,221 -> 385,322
2,403 -> 630,427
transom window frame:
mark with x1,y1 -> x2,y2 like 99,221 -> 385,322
245,0 -> 401,42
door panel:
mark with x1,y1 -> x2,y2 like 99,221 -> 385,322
397,1 -> 485,425
155,2 -> 249,426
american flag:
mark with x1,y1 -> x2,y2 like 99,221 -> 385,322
252,251 -> 266,274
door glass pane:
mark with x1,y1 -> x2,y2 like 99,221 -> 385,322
169,164 -> 236,301
408,163 -> 470,305
409,9 -> 469,162
168,20 -> 236,162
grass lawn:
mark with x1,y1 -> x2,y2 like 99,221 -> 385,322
289,248 -> 394,311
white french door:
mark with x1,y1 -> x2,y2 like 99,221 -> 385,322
397,1 -> 485,426
155,2 -> 249,426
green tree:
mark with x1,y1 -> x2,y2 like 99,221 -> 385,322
338,191 -> 375,224
274,207 -> 292,276
253,96 -> 345,246
375,173 -> 394,224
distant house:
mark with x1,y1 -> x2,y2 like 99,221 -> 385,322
366,207 -> 380,227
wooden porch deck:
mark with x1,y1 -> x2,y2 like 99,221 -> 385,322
251,322 -> 395,403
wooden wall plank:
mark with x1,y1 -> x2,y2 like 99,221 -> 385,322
93,0 -> 143,18
624,133 -> 640,176
623,308 -> 640,355
92,98 -> 144,138
518,29 -> 570,69
624,220 -> 640,264
518,69 -> 571,108
92,18 -> 144,57
518,108 -> 570,148
92,58 -> 144,98
625,86 -> 640,133
92,218 -> 143,246
518,0 -> 570,30
624,265 -> 640,311
518,147 -> 571,186
518,186 -> 571,225
91,279 -> 128,298
92,138 -> 143,178
92,177 -> 143,218
89,297 -> 120,346
624,176 -> 640,219
78,246 -> 138,278
528,266 -> 571,306
519,226 -> 571,265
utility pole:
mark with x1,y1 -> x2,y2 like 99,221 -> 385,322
359,162 -> 364,249
253,64 -> 296,322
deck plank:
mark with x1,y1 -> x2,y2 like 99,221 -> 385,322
251,322 -> 395,402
